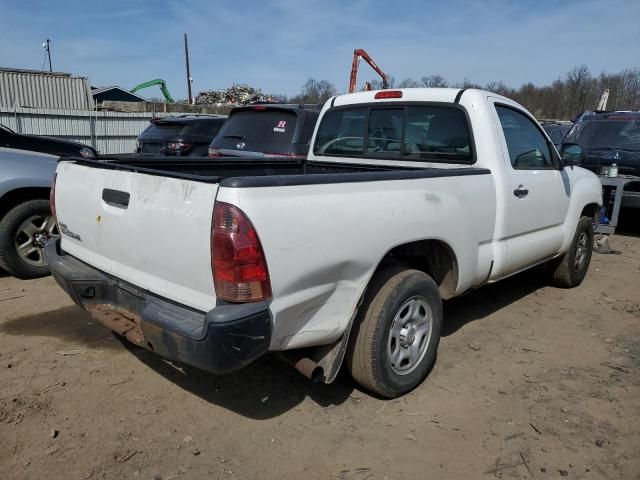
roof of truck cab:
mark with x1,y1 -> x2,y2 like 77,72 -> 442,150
330,88 -> 512,107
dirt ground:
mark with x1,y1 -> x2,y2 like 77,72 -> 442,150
1,229 -> 639,479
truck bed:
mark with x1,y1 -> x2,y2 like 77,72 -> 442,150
55,155 -> 491,314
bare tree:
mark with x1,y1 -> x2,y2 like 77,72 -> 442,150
484,81 -> 511,96
397,78 -> 421,88
460,78 -> 482,89
340,65 -> 640,119
369,75 -> 395,90
290,79 -> 337,104
421,75 -> 448,88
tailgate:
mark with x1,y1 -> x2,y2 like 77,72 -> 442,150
54,162 -> 219,312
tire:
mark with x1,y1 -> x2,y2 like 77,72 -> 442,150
0,199 -> 58,279
346,268 -> 443,398
549,216 -> 594,288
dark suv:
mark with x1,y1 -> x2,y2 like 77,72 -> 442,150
564,111 -> 640,175
136,115 -> 227,156
208,104 -> 320,158
563,110 -> 640,208
0,123 -> 96,158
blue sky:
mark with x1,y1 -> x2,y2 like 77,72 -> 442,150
1,0 -> 638,100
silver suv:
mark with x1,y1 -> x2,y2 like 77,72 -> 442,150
0,147 -> 59,278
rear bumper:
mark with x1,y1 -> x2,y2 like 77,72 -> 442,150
45,240 -> 271,374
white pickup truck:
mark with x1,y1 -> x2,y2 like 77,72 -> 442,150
47,88 -> 602,398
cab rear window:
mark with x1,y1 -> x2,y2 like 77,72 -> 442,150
140,120 -> 223,138
140,123 -> 184,138
216,110 -> 297,144
314,104 -> 473,163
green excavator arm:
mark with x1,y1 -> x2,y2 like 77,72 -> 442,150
131,79 -> 174,103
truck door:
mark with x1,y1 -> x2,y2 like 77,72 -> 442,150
491,101 -> 570,275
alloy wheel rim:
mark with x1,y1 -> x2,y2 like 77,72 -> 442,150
574,231 -> 588,273
14,214 -> 59,266
387,296 -> 433,375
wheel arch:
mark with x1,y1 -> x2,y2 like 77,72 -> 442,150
0,187 -> 51,221
376,239 -> 459,300
581,202 -> 600,222
560,172 -> 603,253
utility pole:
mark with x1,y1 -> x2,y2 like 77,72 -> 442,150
43,38 -> 52,72
184,33 -> 192,104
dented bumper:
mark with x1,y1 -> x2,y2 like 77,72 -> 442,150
45,240 -> 271,374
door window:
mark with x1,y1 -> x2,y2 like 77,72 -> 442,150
496,106 -> 554,169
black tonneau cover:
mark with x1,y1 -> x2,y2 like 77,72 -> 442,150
65,155 -> 490,188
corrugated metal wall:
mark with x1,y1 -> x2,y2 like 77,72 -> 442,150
0,70 -> 95,110
0,107 -> 189,154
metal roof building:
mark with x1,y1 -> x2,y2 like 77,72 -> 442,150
0,67 -> 95,110
91,86 -> 146,105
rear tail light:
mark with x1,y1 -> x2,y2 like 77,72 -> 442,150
212,202 -> 271,302
374,90 -> 403,99
208,147 -> 222,158
79,147 -> 95,158
49,172 -> 57,219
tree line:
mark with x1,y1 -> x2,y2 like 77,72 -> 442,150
283,66 -> 640,120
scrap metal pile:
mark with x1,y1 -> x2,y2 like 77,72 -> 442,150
194,84 -> 272,106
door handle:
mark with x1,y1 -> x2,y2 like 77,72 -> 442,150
513,185 -> 529,198
102,188 -> 130,208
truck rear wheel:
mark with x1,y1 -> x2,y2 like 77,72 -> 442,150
549,215 -> 594,288
0,199 -> 59,279
346,268 -> 443,398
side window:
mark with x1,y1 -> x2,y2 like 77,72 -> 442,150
314,108 -> 366,155
496,106 -> 553,169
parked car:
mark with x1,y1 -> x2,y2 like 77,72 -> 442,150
541,121 -> 572,148
136,115 -> 226,157
208,104 -> 320,158
563,110 -> 640,207
47,88 -> 601,398
0,147 -> 58,278
0,123 -> 96,158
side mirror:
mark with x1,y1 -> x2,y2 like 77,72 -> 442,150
561,143 -> 585,166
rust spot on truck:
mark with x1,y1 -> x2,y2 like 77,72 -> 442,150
84,304 -> 145,346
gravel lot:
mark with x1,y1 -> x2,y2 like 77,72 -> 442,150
1,229 -> 639,479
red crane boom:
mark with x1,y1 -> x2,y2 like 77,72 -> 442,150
348,48 -> 389,94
